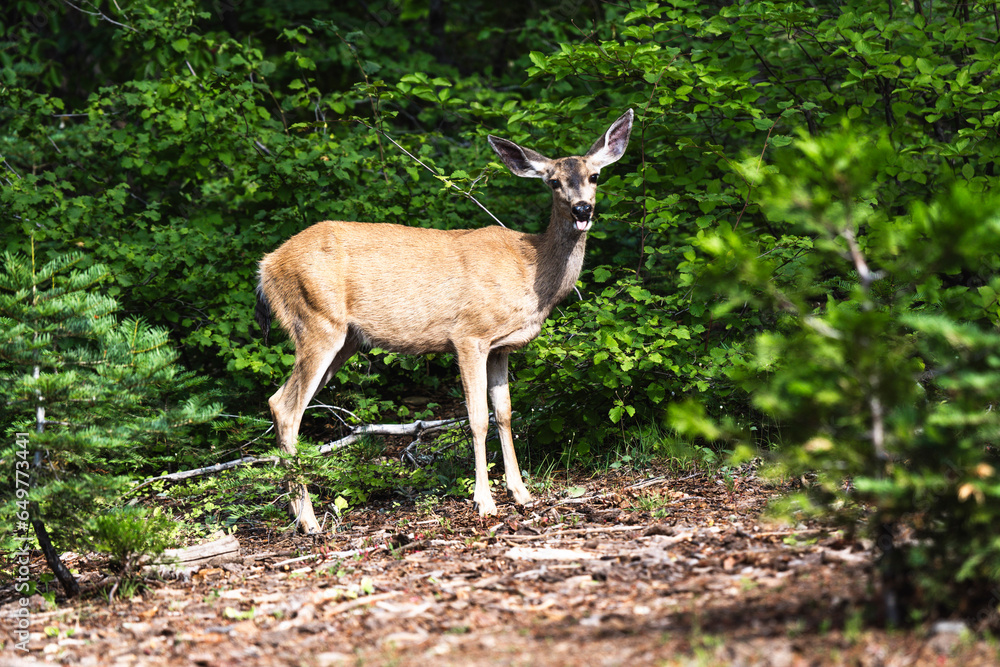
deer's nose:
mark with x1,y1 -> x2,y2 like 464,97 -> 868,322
571,202 -> 593,220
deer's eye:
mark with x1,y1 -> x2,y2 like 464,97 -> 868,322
548,179 -> 562,189
589,173 -> 599,184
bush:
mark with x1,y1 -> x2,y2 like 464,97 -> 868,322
0,246 -> 219,595
680,127 -> 1000,624
89,506 -> 177,600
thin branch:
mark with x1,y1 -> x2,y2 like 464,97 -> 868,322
129,454 -> 281,493
871,394 -> 887,461
318,417 -> 467,454
61,0 -> 137,31
841,222 -> 889,464
305,402 -> 359,429
3,158 -> 22,180
841,225 -> 885,289
735,121 -> 776,230
355,119 -> 508,228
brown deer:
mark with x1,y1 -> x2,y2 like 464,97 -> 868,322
255,109 -> 633,533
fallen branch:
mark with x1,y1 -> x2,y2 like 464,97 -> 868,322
553,493 -> 612,506
317,417 -> 467,454
130,455 -> 281,493
245,550 -> 296,562
272,553 -> 334,568
271,539 -> 430,570
130,418 -> 470,491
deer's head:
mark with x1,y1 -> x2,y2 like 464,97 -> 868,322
488,109 -> 633,232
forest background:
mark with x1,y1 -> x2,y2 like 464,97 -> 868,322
2,0 -> 1000,625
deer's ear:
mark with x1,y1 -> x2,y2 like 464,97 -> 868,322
585,109 -> 633,168
488,136 -> 553,178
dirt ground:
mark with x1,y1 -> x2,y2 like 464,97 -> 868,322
2,465 -> 999,666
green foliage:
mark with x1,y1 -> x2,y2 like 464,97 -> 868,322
4,0 -> 1000,619
679,126 -> 1000,619
89,506 -> 177,579
0,246 -> 220,557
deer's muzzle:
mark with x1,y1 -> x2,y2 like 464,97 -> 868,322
571,202 -> 593,231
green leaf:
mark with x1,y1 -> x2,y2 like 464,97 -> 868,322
592,266 -> 612,282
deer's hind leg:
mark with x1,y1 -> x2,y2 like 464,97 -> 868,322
269,320 -> 353,533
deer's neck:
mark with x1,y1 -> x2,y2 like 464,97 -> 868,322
533,211 -> 588,310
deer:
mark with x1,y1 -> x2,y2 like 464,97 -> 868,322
255,109 -> 633,533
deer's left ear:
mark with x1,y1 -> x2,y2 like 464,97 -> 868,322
585,109 -> 633,168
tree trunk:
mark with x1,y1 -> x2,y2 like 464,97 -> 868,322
30,504 -> 79,598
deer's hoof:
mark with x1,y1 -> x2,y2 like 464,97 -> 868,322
473,497 -> 498,517
507,485 -> 533,506
297,520 -> 322,534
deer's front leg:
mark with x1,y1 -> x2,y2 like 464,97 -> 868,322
488,351 -> 531,505
457,344 -> 497,516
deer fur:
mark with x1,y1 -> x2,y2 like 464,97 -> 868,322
255,109 -> 633,533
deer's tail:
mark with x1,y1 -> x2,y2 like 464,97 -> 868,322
254,281 -> 272,344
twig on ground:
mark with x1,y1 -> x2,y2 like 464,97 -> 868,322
272,545 -> 384,568
500,525 -> 646,541
129,455 -> 281,493
270,539 -> 427,569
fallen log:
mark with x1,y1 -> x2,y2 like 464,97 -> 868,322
152,534 -> 241,576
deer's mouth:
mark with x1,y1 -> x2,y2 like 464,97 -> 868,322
574,217 -> 593,232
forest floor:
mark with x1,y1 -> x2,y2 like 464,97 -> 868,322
2,463 -> 999,666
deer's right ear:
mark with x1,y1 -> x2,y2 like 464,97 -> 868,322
488,136 -> 552,178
